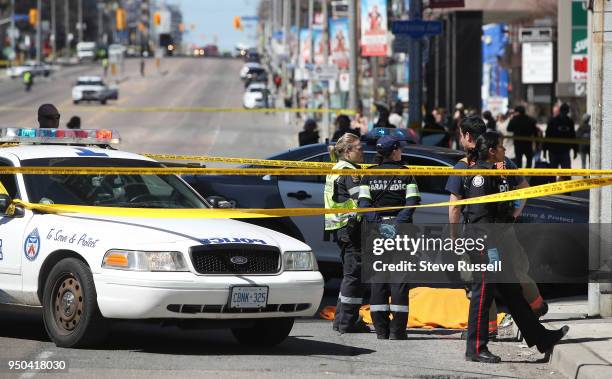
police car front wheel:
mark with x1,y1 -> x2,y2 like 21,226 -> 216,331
231,317 -> 294,346
42,257 -> 109,348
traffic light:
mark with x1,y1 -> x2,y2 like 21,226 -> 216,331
178,23 -> 185,33
29,8 -> 38,25
116,8 -> 126,31
233,16 -> 243,31
153,12 -> 161,26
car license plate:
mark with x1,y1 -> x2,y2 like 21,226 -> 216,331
229,286 -> 268,309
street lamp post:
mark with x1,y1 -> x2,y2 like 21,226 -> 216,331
36,0 -> 42,62
52,0 -> 57,63
9,0 -> 15,66
78,0 -> 83,43
65,0 -> 70,57
348,0 -> 359,111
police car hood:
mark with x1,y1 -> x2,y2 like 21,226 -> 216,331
44,213 -> 310,251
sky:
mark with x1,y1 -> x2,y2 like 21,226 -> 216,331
176,0 -> 260,52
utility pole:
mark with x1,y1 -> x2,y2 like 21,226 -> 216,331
348,0 -> 359,111
9,0 -> 15,66
282,0 -> 291,104
65,0 -> 70,57
98,1 -> 103,45
51,0 -> 57,63
322,0 -> 330,139
36,0 -> 42,62
408,0 -> 423,130
588,0 -> 612,318
295,0 -> 302,109
308,0 -> 314,114
78,0 -> 83,43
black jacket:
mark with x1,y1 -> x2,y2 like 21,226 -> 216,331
545,115 -> 577,154
358,160 -> 421,223
462,161 -> 514,224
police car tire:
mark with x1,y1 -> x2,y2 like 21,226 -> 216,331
231,317 -> 294,346
42,258 -> 109,348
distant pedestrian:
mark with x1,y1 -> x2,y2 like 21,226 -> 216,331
298,119 -> 320,146
140,58 -> 146,77
544,103 -> 578,181
332,115 -> 360,141
448,103 -> 465,149
23,71 -> 33,92
421,113 -> 449,147
483,110 -> 497,131
102,57 -> 109,77
66,116 -> 81,129
351,102 -> 368,135
37,104 -> 60,129
576,114 -> 591,169
373,102 -> 392,128
507,106 -> 539,168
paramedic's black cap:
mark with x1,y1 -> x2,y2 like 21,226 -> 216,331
376,135 -> 400,155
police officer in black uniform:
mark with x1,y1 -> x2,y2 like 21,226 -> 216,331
358,135 -> 421,340
462,131 -> 569,363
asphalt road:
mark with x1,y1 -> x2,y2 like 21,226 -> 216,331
0,57 -> 301,159
0,300 -> 564,379
0,58 -> 566,378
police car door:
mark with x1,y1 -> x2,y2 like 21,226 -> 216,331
0,163 -> 32,301
404,155 -> 451,224
277,153 -> 337,263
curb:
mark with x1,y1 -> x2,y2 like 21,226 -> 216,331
512,319 -> 612,379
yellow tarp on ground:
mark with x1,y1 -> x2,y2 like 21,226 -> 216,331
320,287 -> 505,329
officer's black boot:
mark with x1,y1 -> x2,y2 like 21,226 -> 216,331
466,348 -> 501,363
371,311 -> 390,339
536,325 -> 569,353
389,311 -> 408,340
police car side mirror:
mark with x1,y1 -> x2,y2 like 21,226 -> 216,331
206,195 -> 235,209
0,194 -> 11,213
0,194 -> 22,217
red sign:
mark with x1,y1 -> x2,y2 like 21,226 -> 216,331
429,0 -> 465,9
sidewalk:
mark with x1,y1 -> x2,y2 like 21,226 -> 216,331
513,297 -> 612,379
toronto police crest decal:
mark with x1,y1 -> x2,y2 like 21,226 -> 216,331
24,228 -> 41,261
472,175 -> 485,188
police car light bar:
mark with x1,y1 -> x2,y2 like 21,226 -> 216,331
0,128 -> 121,145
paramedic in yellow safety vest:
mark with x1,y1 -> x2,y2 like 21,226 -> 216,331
324,133 -> 370,334
358,135 -> 421,340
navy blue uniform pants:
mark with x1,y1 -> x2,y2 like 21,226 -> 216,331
467,271 -> 547,355
370,282 -> 409,336
333,226 -> 366,332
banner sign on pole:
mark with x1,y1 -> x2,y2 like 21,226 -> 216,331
360,0 -> 389,57
330,18 -> 349,70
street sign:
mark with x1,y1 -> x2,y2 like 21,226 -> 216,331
311,65 -> 339,81
241,16 -> 259,22
13,14 -> 30,22
391,20 -> 443,38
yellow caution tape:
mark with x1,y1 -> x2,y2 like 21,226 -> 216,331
145,153 -> 441,170
11,177 -> 612,219
0,106 -> 355,115
3,166 -> 612,177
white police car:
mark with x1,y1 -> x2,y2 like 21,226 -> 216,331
0,128 -> 323,348
71,76 -> 119,105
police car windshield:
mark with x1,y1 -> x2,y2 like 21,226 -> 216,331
77,80 -> 104,86
22,158 -> 207,209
